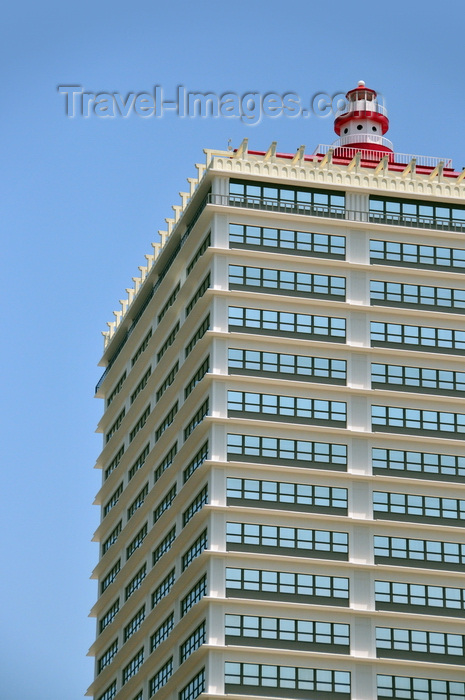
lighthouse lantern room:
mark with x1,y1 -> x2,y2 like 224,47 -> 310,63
333,80 -> 393,155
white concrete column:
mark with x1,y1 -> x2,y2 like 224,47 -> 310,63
346,192 -> 369,220
206,649 -> 225,695
349,353 -> 370,390
350,438 -> 371,476
211,337 -> 228,376
207,600 -> 224,647
348,312 -> 370,348
208,555 -> 226,599
210,466 -> 227,507
210,510 -> 226,552
211,252 -> 229,292
351,661 -> 376,700
347,270 -> 369,306
211,294 -> 229,333
211,175 -> 229,197
348,396 -> 370,433
211,212 -> 229,249
346,229 -> 370,265
351,525 -> 374,566
210,423 -> 226,464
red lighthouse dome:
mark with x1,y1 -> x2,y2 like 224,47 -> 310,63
333,80 -> 393,157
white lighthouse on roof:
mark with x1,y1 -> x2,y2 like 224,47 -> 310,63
333,80 -> 393,155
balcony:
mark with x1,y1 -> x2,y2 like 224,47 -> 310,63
212,193 -> 465,233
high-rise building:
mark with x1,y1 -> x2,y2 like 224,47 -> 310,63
87,82 -> 465,700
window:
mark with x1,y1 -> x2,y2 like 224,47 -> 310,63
225,614 -> 349,651
228,391 -> 346,426
98,681 -> 117,700
154,442 -> 177,483
131,367 -> 151,404
179,668 -> 205,700
372,447 -> 465,481
187,232 -> 211,275
97,639 -> 118,674
183,485 -> 208,526
101,559 -> 120,595
229,349 -> 346,384
182,530 -> 208,570
124,605 -> 145,642
184,399 -> 209,441
151,612 -> 174,652
107,372 -> 126,407
370,239 -> 465,272
229,223 -> 345,258
131,329 -> 152,367
106,408 -> 125,443
376,626 -> 465,662
99,599 -> 119,633
102,521 -> 122,556
103,483 -> 123,518
375,580 -> 465,616
104,446 -> 124,481
185,315 -> 210,357
129,405 -> 150,443
372,405 -> 465,438
126,523 -> 148,560
157,322 -> 180,363
122,648 -> 144,685
374,491 -> 465,524
127,483 -> 149,520
371,321 -> 465,354
156,362 -> 179,402
225,567 -> 349,605
128,444 -> 149,481
374,535 -> 465,570
183,442 -> 208,482
229,306 -> 346,341
227,434 -> 347,470
227,478 -> 347,513
377,674 -> 465,700
152,569 -> 175,608
153,484 -> 177,523
152,526 -> 176,566
180,621 -> 206,663
149,657 -> 173,696
132,692 -> 143,700
186,273 -> 211,316
181,574 -> 207,616
229,265 -> 345,299
372,363 -> 465,395
125,564 -> 146,600
229,179 -> 345,213
371,280 -> 465,312
155,402 -> 178,442
226,523 -> 348,559
369,194 -> 465,231
225,662 -> 350,696
185,357 -> 210,398
158,282 -> 180,323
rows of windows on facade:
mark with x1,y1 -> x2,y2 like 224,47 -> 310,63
88,82 -> 465,700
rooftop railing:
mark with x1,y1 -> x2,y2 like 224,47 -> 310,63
314,144 -> 453,168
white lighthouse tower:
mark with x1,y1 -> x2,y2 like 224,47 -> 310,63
333,80 -> 393,157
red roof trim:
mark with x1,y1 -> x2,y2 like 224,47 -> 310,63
238,150 -> 460,178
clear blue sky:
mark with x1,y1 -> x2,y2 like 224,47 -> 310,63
1,1 -> 464,698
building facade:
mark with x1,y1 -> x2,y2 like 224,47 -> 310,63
88,83 -> 465,700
